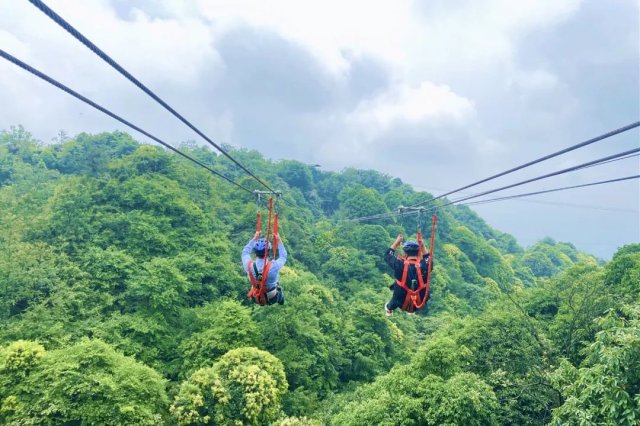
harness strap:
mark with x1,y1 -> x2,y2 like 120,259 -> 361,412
395,257 -> 428,312
272,211 -> 279,259
249,196 -> 279,306
247,259 -> 272,305
256,210 -> 261,233
395,214 -> 437,312
416,214 -> 437,310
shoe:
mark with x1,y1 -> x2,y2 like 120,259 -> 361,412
277,286 -> 284,305
385,303 -> 393,317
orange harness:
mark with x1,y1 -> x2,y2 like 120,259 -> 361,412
396,214 -> 437,313
395,257 -> 429,313
247,195 -> 279,305
247,259 -> 273,305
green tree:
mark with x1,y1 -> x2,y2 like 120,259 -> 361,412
332,367 -> 499,426
322,246 -> 378,284
551,306 -> 640,426
522,251 -> 556,277
0,339 -> 168,425
546,264 -> 610,363
278,416 -> 321,425
1,128 -> 620,426
337,184 -> 389,218
456,305 -> 554,425
449,226 -> 514,286
256,277 -> 347,397
180,300 -> 259,374
277,160 -> 314,192
424,372 -> 499,426
604,243 -> 640,302
50,131 -> 138,175
171,347 -> 287,425
0,241 -> 59,320
341,168 -> 392,193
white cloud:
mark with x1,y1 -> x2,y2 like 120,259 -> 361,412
0,0 -> 637,258
191,0 -> 583,81
403,0 -> 583,81
351,81 -> 475,130
0,0 -> 224,143
195,0 -> 413,74
5,0 -> 219,85
0,29 -> 30,58
509,69 -> 559,93
305,82 -> 479,172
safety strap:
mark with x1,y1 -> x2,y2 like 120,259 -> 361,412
247,259 -> 272,305
395,258 -> 428,313
272,210 -> 279,259
395,214 -> 437,313
250,195 -> 281,305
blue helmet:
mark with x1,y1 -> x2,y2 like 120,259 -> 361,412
403,241 -> 420,255
254,239 -> 267,251
254,238 -> 270,256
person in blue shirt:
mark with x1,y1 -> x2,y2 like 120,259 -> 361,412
242,231 -> 287,305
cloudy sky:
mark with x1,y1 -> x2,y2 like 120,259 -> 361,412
1,0 -> 638,259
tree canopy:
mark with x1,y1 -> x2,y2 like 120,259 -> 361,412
0,128 -> 636,424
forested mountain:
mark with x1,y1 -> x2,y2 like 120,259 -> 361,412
1,127 -> 638,425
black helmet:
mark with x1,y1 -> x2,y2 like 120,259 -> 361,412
403,241 -> 420,256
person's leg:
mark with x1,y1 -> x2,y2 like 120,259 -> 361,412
266,285 -> 284,305
386,286 -> 407,312
276,285 -> 284,305
384,301 -> 393,316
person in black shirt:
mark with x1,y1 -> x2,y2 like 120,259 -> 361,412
383,233 -> 430,316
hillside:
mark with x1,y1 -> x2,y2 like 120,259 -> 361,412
1,127 -> 638,425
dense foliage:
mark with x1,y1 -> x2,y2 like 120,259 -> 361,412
0,127 -> 637,424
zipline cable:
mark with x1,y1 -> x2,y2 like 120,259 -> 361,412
420,174 -> 639,217
0,49 -> 254,195
569,151 -> 639,172
356,174 -> 638,222
410,152 -> 639,199
431,147 -> 640,209
468,198 -> 640,216
470,197 -> 637,214
354,170 -> 640,223
442,152 -> 640,210
358,148 -> 640,222
408,121 -> 640,208
460,174 -> 640,208
28,0 -> 277,194
354,134 -> 639,224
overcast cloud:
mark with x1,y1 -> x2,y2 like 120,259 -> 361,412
1,0 -> 638,259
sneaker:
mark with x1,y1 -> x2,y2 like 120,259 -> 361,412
385,304 -> 393,317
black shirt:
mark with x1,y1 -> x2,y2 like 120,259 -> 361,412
383,248 -> 430,282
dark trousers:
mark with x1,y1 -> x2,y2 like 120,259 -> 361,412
267,285 -> 284,305
387,283 -> 428,311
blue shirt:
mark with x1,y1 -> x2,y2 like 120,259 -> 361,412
242,239 -> 287,290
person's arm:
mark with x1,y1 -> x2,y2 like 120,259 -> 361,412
391,233 -> 403,251
241,231 -> 261,272
271,233 -> 287,270
420,241 -> 431,274
420,239 -> 430,260
384,233 -> 403,268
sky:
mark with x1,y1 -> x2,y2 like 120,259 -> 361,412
0,0 -> 638,259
